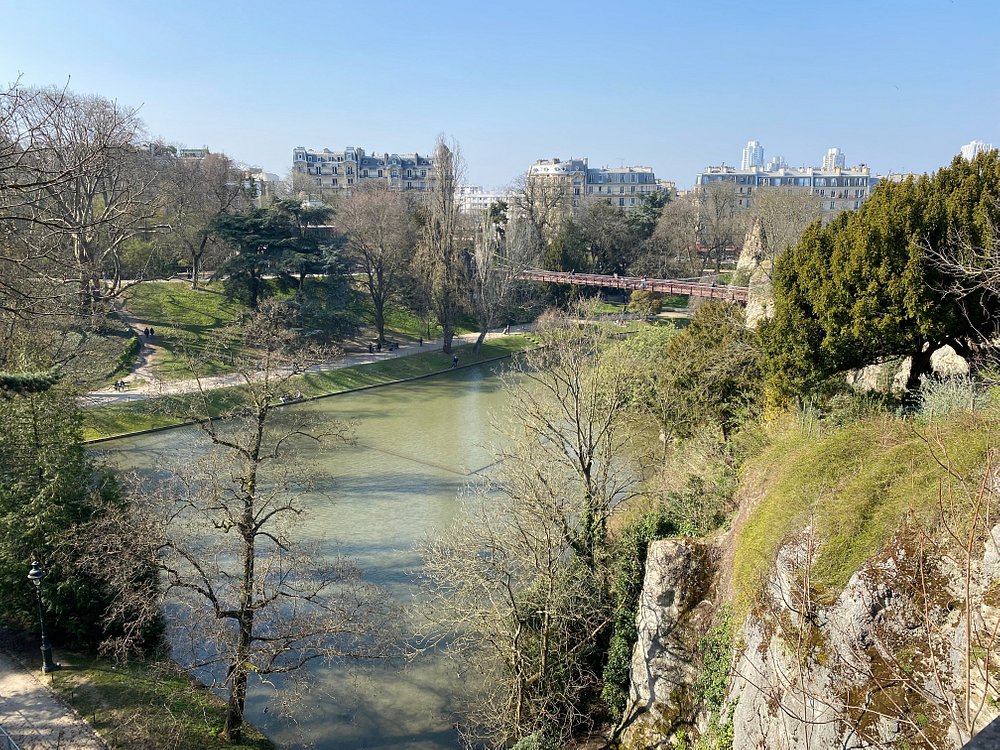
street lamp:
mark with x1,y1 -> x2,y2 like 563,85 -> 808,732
27,561 -> 57,673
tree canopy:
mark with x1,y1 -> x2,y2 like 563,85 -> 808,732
762,151 -> 1000,398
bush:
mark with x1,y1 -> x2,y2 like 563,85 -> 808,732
629,289 -> 662,316
919,375 -> 987,420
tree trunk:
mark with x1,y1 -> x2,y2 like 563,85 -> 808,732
225,481 -> 258,742
374,301 -> 386,345
905,342 -> 936,394
473,328 -> 487,354
191,252 -> 202,289
191,235 -> 209,289
441,323 -> 455,355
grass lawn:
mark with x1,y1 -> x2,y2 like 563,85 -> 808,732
83,335 -> 534,441
122,281 -> 245,380
120,280 -> 481,383
50,652 -> 273,750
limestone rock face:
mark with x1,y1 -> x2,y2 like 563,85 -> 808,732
729,526 -> 1000,749
737,218 -> 776,329
621,539 -> 716,748
736,218 -> 766,277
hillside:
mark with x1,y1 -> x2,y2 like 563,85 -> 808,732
622,396 -> 1000,749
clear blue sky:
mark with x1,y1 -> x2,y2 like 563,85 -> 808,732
3,0 -> 998,189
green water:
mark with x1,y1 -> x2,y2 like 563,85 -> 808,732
101,363 -> 516,749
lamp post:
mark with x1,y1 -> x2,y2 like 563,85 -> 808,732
27,561 -> 57,673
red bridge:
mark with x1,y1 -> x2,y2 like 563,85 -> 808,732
517,269 -> 749,303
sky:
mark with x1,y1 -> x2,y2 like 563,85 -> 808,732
3,0 -> 999,190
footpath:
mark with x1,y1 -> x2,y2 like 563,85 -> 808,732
0,653 -> 106,750
81,325 -> 531,408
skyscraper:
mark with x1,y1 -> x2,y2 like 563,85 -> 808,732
960,140 -> 994,160
822,147 -> 846,170
741,140 -> 764,170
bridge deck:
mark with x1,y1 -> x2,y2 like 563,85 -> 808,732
517,269 -> 749,303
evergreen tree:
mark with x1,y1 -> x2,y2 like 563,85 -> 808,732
762,151 -> 1000,399
0,390 -> 153,647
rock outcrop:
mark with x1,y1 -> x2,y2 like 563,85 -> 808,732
626,525 -> 1000,749
621,539 -> 717,748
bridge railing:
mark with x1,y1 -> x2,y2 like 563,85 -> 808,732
516,269 -> 749,303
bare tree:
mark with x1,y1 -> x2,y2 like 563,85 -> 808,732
0,83 -> 108,327
746,187 -> 822,265
421,482 -> 612,747
335,182 -> 415,344
694,182 -> 745,275
417,136 -> 466,354
78,300 -> 397,742
509,170 -> 570,252
420,311 -> 638,745
162,152 -> 248,288
466,201 -> 539,351
14,88 -> 164,318
633,194 -> 699,278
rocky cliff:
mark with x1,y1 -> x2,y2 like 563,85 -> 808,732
623,464 -> 1000,749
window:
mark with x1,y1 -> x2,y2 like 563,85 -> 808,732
348,178 -> 354,185
619,198 -> 625,206
406,181 -> 413,189
378,169 -> 383,177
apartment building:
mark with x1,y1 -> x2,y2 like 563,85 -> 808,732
292,146 -> 434,193
456,185 -> 512,214
526,157 -> 666,212
695,162 -> 878,215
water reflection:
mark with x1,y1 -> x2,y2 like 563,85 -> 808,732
100,363 -> 514,749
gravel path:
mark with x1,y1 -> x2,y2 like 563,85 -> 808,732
0,653 -> 107,750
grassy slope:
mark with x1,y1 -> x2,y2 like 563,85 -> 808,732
732,409 -> 996,609
51,653 -> 272,750
83,336 -> 534,441
122,281 -> 245,380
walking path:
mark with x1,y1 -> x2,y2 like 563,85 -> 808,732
81,325 -> 533,408
0,654 -> 106,750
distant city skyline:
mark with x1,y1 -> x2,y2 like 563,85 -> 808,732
2,1 -> 998,190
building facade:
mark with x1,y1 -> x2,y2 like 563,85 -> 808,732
526,157 -> 666,213
696,162 -> 878,215
456,185 -> 512,215
961,140 -> 994,161
292,146 -> 434,194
